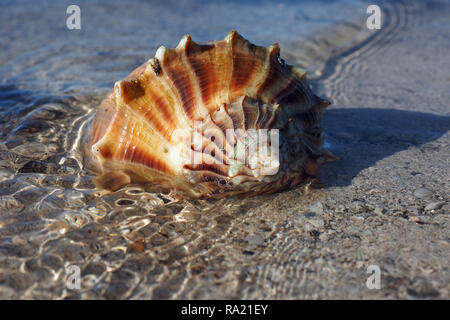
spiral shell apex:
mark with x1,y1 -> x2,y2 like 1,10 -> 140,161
85,30 -> 336,198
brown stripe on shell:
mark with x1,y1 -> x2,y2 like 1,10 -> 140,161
164,65 -> 198,121
98,143 -> 114,159
191,133 -> 227,165
185,42 -> 218,111
260,103 -> 280,129
254,44 -> 284,102
211,104 -> 238,148
241,96 -> 260,130
230,51 -> 257,92
140,64 -> 191,130
276,77 -> 313,109
296,106 -> 320,127
116,79 -> 175,145
228,32 -> 269,101
126,145 -> 170,174
256,103 -> 272,128
183,163 -> 229,177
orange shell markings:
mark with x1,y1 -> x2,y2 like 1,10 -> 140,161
84,30 -> 336,198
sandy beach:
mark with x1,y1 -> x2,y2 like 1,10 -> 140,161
0,0 -> 448,299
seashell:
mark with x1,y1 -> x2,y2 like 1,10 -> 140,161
84,30 -> 336,198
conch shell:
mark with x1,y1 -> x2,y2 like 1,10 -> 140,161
84,30 -> 335,198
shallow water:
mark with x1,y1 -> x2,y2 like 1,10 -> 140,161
0,0 -> 449,299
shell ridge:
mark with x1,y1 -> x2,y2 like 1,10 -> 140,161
200,116 -> 229,160
207,109 -> 235,156
164,65 -> 200,121
109,84 -> 183,175
176,35 -> 211,119
88,30 -> 333,197
115,80 -> 178,156
118,79 -> 176,143
183,38 -> 221,112
242,97 -> 260,130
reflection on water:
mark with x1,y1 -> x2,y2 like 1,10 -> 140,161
0,0 -> 448,299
